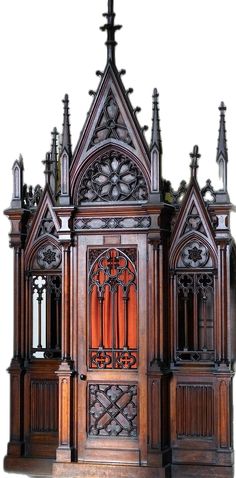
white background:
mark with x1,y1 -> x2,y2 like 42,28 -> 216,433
0,1 -> 236,476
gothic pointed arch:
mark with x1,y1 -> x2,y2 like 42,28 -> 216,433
170,177 -> 216,260
72,145 -> 150,205
24,186 -> 60,254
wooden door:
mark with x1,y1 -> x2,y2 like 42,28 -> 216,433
77,234 -> 147,465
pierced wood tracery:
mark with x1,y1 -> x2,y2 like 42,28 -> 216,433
176,272 -> 214,360
88,248 -> 138,369
78,151 -> 148,204
89,384 -> 137,437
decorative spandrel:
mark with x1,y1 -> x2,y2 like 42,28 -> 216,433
88,90 -> 134,149
78,151 -> 148,204
89,384 -> 137,437
88,248 -> 138,369
181,204 -> 207,237
37,209 -> 58,238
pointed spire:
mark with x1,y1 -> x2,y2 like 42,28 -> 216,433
216,101 -> 228,191
61,94 -> 72,161
44,127 -> 59,196
151,88 -> 162,154
190,145 -> 200,180
43,152 -> 52,186
100,0 -> 122,64
150,89 -> 162,199
11,154 -> 24,208
51,127 -> 58,165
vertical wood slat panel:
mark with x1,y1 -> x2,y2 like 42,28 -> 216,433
176,385 -> 213,438
30,380 -> 58,432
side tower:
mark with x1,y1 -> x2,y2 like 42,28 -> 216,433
169,134 -> 235,476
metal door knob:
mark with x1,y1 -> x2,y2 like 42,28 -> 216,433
80,374 -> 86,381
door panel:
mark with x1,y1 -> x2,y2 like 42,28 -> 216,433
77,234 -> 147,465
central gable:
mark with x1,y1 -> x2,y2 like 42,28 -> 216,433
70,62 -> 150,194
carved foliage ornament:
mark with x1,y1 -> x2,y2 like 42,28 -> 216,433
78,151 -> 148,204
37,245 -> 62,269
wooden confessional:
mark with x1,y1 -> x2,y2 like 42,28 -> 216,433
4,1 -> 236,477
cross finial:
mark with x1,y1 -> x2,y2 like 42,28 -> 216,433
100,0 -> 122,64
190,145 -> 200,179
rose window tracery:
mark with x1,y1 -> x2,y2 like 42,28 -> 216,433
78,151 -> 148,204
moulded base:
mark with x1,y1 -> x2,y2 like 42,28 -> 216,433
4,456 -> 234,478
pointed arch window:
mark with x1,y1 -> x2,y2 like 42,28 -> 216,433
88,248 -> 138,369
29,243 -> 62,359
173,240 -> 215,363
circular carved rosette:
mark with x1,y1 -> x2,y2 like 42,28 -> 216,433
181,241 -> 209,268
37,245 -> 62,269
78,151 -> 148,203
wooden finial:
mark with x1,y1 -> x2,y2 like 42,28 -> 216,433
100,0 -> 122,64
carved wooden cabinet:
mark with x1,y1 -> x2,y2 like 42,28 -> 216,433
4,2 -> 236,477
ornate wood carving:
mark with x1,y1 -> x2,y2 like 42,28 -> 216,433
4,1 -> 235,476
74,215 -> 151,231
181,241 -> 210,268
180,204 -> 207,237
176,384 -> 213,438
37,209 -> 58,238
23,184 -> 43,209
89,384 -> 137,437
31,380 -> 58,432
88,89 -> 134,149
37,245 -> 62,269
78,151 -> 148,204
88,248 -> 138,369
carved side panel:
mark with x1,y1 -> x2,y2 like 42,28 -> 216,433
88,384 -> 137,438
30,380 -> 58,432
176,385 -> 214,438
